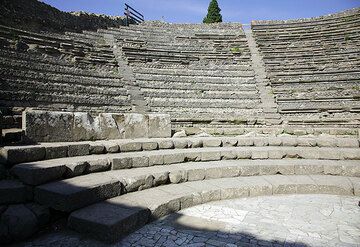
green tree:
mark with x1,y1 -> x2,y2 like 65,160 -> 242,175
203,0 -> 222,23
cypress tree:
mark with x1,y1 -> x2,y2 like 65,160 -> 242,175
203,0 -> 222,23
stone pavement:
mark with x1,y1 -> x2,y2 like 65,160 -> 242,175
13,194 -> 360,247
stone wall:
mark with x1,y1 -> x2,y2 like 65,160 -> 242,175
0,0 -> 126,33
23,110 -> 171,142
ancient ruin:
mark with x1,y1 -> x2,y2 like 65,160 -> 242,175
0,0 -> 359,245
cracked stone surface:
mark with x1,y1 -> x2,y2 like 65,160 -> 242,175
14,194 -> 360,247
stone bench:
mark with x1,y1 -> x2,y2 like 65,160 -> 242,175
4,135 -> 358,165
68,174 -> 360,243
8,145 -> 360,186
32,159 -> 360,213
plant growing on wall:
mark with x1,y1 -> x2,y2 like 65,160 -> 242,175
203,0 -> 222,23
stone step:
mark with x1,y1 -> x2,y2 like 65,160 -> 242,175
35,159 -> 360,212
3,135 -> 359,166
10,144 -> 360,186
68,174 -> 360,243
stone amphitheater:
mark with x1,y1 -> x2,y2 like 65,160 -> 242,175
0,1 -> 359,246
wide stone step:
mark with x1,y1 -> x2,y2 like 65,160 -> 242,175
68,174 -> 360,243
35,159 -> 360,212
9,144 -> 360,186
3,136 -> 358,166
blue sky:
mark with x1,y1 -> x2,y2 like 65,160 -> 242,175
42,0 -> 360,24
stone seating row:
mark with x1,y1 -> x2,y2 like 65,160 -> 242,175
4,135 -> 358,165
251,9 -> 359,28
142,89 -> 259,100
253,21 -> 360,36
0,53 -> 121,79
7,145 -> 360,188
30,159 -> 360,212
138,80 -> 257,92
0,25 -> 117,60
67,174 -> 359,242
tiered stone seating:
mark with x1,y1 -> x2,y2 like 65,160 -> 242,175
98,23 -> 265,126
252,8 -> 360,127
0,25 -> 131,114
1,127 -> 359,242
1,8 -> 360,245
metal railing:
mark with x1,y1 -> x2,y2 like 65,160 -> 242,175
124,3 -> 144,26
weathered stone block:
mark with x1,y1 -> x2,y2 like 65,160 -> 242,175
188,139 -> 202,148
124,113 -> 148,139
68,144 -> 90,157
297,138 -> 316,147
73,112 -> 97,141
202,138 -> 222,147
64,161 -> 88,178
163,153 -> 185,164
104,142 -> 119,153
173,139 -> 188,149
268,137 -> 282,146
186,152 -> 202,162
23,110 -> 74,142
45,145 -> 68,160
222,138 -> 238,147
235,150 -> 252,159
142,142 -> 158,151
97,113 -> 124,140
187,169 -> 205,181
336,138 -> 359,148
201,151 -> 221,161
252,151 -> 268,159
132,156 -> 149,168
221,150 -> 237,160
148,114 -> 171,138
86,159 -> 111,173
158,140 -> 174,149
148,155 -> 164,166
281,137 -> 297,147
112,157 -> 132,170
253,138 -> 268,147
169,170 -> 187,184
89,142 -> 105,154
1,146 -> 46,165
119,142 -> 142,152
317,137 -> 336,147
237,138 -> 254,146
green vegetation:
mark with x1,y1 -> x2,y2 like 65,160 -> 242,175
344,35 -> 351,41
203,0 -> 222,24
230,47 -> 242,54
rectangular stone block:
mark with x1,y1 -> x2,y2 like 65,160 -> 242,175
142,142 -> 158,151
148,154 -> 164,166
1,146 -> 46,165
119,142 -> 142,152
237,138 -> 254,146
252,150 -> 268,159
112,157 -> 132,170
68,202 -> 150,243
68,144 -> 90,157
124,113 -> 149,139
131,156 -> 149,168
201,151 -> 221,161
23,110 -> 74,142
148,114 -> 171,138
163,153 -> 185,165
203,138 -> 222,147
45,145 -> 68,160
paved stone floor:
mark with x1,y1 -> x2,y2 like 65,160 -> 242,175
15,194 -> 360,247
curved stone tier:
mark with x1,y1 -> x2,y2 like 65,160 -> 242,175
252,8 -> 360,127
